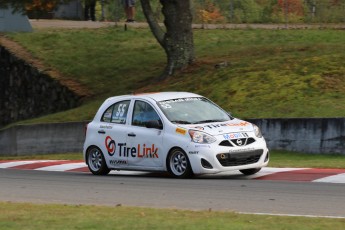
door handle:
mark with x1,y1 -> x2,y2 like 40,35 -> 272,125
98,130 -> 106,134
128,133 -> 136,137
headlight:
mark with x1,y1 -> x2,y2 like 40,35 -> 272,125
253,124 -> 262,138
189,130 -> 216,144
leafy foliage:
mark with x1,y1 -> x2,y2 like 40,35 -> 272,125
1,0 -> 345,23
271,0 -> 305,23
275,0 -> 305,16
197,0 -> 225,24
25,0 -> 58,11
25,0 -> 61,19
0,0 -> 70,13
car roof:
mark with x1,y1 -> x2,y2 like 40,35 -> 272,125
136,92 -> 201,101
106,92 -> 202,103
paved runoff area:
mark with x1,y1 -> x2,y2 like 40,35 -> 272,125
1,160 -> 345,184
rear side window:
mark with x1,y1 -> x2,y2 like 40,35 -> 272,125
101,100 -> 130,124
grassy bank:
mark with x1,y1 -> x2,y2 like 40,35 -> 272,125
1,202 -> 344,230
6,27 -> 345,125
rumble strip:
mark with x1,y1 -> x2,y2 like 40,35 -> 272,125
1,160 -> 345,184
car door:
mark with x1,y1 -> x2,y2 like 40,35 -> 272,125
125,99 -> 164,169
97,100 -> 131,168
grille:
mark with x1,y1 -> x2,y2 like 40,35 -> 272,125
216,149 -> 263,167
219,140 -> 233,147
219,137 -> 256,147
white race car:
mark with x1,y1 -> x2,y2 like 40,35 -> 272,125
83,92 -> 269,178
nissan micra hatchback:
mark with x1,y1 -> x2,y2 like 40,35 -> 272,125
83,92 -> 269,178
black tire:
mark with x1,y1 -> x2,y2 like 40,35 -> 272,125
240,168 -> 262,175
167,148 -> 193,178
86,146 -> 110,175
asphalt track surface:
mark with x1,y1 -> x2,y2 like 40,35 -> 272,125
1,166 -> 345,218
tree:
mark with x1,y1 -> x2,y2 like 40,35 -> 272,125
140,0 -> 195,79
26,0 -> 59,19
231,0 -> 263,23
197,0 -> 225,24
309,0 -> 345,23
0,0 -> 27,11
273,0 -> 305,23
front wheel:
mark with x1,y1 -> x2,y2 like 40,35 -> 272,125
167,148 -> 193,178
240,168 -> 261,175
87,146 -> 110,175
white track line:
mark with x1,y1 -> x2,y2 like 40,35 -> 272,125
35,162 -> 87,171
0,160 -> 55,168
312,173 -> 345,184
238,212 -> 345,219
249,167 -> 309,179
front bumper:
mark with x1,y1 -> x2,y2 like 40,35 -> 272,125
186,138 -> 269,175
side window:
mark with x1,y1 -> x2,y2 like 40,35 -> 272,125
132,101 -> 162,128
101,100 -> 130,124
102,106 -> 113,123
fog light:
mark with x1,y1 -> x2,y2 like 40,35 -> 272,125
201,158 -> 213,169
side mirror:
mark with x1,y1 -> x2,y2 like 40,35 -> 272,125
145,120 -> 163,130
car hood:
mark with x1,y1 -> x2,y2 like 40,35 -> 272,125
180,119 -> 254,136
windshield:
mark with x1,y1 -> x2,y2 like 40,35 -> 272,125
158,97 -> 231,124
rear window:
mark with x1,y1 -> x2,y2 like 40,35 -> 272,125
101,100 -> 130,124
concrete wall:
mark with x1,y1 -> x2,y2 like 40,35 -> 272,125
0,44 -> 81,128
0,7 -> 32,32
0,122 -> 88,155
248,118 -> 345,155
0,118 -> 344,156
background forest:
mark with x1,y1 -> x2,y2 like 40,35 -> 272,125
21,0 -> 345,23
102,0 -> 345,24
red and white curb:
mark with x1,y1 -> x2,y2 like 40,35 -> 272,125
1,160 -> 345,184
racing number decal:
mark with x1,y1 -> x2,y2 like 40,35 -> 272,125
115,104 -> 127,118
105,136 -> 116,156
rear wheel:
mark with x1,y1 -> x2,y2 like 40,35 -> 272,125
167,148 -> 193,178
240,168 -> 261,175
87,146 -> 110,175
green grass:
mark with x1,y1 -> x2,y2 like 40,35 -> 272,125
1,202 -> 345,230
1,150 -> 344,169
6,27 -> 345,126
269,150 -> 345,169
